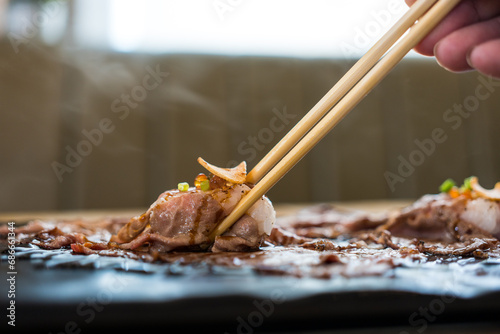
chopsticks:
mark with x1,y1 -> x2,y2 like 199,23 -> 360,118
210,0 -> 461,240
246,0 -> 440,185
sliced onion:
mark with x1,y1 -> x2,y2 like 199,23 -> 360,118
470,176 -> 500,201
197,158 -> 247,184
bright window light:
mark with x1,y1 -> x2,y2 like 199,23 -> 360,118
74,0 -> 424,58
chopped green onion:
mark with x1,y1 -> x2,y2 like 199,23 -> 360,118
200,179 -> 210,191
461,176 -> 474,191
178,182 -> 189,191
439,178 -> 455,193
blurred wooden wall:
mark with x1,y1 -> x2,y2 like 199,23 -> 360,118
1,40 -> 499,211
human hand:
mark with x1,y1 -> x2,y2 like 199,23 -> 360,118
406,0 -> 500,78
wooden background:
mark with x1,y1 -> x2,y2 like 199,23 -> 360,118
1,40 -> 499,212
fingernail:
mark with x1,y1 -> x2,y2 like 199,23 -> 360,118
433,41 -> 440,57
433,42 -> 447,69
466,47 -> 475,69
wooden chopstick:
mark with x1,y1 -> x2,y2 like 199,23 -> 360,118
246,0 -> 439,185
210,0 -> 461,240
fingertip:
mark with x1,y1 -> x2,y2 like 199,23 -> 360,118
433,38 -> 473,72
413,40 -> 436,57
468,39 -> 500,78
405,0 -> 417,7
433,41 -> 454,72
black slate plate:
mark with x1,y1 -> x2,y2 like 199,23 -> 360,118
2,244 -> 500,333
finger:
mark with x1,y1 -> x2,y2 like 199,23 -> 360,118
468,39 -> 500,78
434,17 -> 500,72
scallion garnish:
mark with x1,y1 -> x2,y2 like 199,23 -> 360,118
439,178 -> 455,193
461,176 -> 474,192
200,179 -> 210,191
